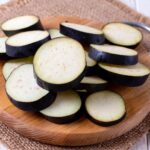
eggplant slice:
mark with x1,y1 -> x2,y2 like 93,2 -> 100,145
48,28 -> 65,39
103,23 -> 142,47
1,15 -> 44,36
40,91 -> 82,124
85,51 -> 97,76
0,36 -> 9,59
6,30 -> 50,57
34,37 -> 86,92
85,90 -> 126,126
89,44 -> 138,65
98,63 -> 150,86
60,22 -> 105,44
6,64 -> 56,111
2,56 -> 33,80
74,76 -> 108,93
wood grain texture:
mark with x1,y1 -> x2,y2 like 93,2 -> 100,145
0,16 -> 150,147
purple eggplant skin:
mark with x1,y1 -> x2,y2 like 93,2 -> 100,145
77,91 -> 88,101
86,111 -> 126,126
6,92 -> 57,112
2,21 -> 44,37
34,67 -> 87,92
74,82 -> 108,93
86,65 -> 97,76
0,53 -> 10,60
39,106 -> 83,124
89,47 -> 138,65
97,65 -> 149,87
6,35 -> 51,58
60,24 -> 105,45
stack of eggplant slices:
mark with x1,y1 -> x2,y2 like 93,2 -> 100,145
1,15 -> 150,126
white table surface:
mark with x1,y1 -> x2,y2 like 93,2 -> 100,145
0,0 -> 149,149
121,0 -> 150,17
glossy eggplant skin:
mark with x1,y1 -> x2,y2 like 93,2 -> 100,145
40,106 -> 82,124
74,82 -> 108,93
6,35 -> 50,58
6,92 -> 56,112
60,24 -> 105,45
3,21 -> 44,37
77,91 -> 88,102
86,111 -> 126,126
97,65 -> 149,86
34,67 -> 87,92
0,53 -> 10,60
89,47 -> 138,65
86,65 -> 97,76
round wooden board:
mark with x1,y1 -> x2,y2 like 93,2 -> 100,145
0,16 -> 150,146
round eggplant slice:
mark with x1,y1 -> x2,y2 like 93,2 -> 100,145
0,36 -> 9,59
74,76 -> 108,93
60,22 -> 105,44
2,56 -> 33,80
103,23 -> 142,47
6,64 -> 56,112
6,30 -> 50,57
40,91 -> 82,124
89,44 -> 138,65
1,15 -> 44,36
85,51 -> 97,76
98,63 -> 150,86
85,90 -> 126,126
34,37 -> 86,92
48,28 -> 65,39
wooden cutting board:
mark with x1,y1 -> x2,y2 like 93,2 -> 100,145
0,16 -> 150,146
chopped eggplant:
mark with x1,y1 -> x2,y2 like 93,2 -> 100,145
85,51 -> 97,76
1,15 -> 44,36
6,64 -> 56,111
103,23 -> 142,47
2,56 -> 33,80
74,76 -> 108,93
85,90 -> 126,126
60,22 -> 105,44
89,44 -> 138,65
34,37 -> 86,91
48,28 -> 65,39
6,30 -> 50,57
40,91 -> 82,124
98,63 -> 150,86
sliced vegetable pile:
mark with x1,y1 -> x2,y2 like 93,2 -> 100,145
1,15 -> 150,126
6,64 -> 56,111
1,15 -> 43,36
